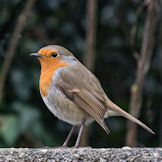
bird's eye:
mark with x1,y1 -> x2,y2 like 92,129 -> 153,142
51,52 -> 57,57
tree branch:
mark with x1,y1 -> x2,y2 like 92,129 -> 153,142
130,0 -> 151,48
0,0 -> 36,100
83,0 -> 97,71
126,0 -> 159,147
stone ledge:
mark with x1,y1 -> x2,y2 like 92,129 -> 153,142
0,147 -> 161,162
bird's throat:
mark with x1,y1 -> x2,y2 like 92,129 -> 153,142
39,58 -> 67,97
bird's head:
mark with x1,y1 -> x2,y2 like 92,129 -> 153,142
30,45 -> 76,72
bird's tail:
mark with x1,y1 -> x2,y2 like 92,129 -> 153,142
105,97 -> 154,134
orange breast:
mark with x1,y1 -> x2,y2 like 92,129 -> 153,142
39,57 -> 67,97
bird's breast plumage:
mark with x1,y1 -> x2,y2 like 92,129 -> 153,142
40,66 -> 92,125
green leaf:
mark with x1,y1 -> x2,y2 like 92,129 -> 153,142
0,115 -> 20,146
12,102 -> 41,132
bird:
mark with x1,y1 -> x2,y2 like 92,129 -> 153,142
30,45 -> 154,147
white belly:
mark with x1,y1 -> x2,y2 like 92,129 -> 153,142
41,83 -> 93,125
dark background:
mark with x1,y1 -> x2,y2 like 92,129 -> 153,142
0,0 -> 161,148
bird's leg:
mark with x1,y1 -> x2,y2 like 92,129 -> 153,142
62,125 -> 76,147
74,121 -> 85,148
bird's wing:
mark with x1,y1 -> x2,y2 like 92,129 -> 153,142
55,61 -> 154,134
55,62 -> 110,134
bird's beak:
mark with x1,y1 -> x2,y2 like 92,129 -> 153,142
29,53 -> 43,58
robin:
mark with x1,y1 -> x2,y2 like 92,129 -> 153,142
30,45 -> 154,147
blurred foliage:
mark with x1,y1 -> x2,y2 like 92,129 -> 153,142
0,0 -> 161,148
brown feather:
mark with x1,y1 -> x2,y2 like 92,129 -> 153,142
105,97 -> 155,134
56,79 -> 110,134
55,58 -> 154,134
